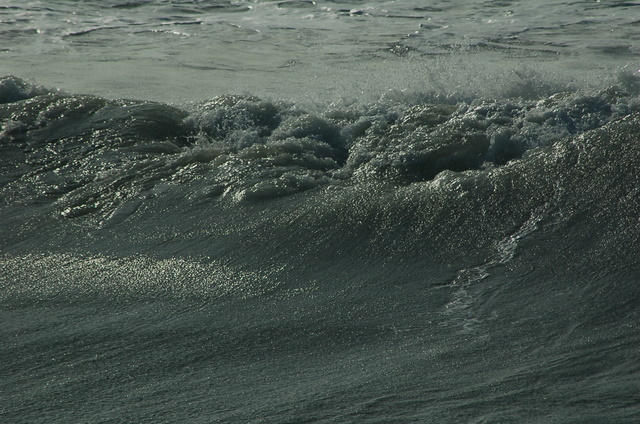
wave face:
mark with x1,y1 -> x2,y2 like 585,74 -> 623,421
2,75 -> 640,423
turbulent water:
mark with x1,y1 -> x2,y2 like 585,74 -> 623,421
2,1 -> 640,423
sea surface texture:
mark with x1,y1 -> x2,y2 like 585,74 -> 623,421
1,1 -> 640,423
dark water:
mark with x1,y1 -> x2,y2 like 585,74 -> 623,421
1,75 -> 640,423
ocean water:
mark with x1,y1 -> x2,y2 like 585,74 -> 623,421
1,1 -> 640,423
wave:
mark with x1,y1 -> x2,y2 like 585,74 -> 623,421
2,75 -> 640,423
2,75 -> 639,209
2,74 -> 640,283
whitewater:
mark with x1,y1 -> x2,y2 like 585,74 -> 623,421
1,1 -> 640,423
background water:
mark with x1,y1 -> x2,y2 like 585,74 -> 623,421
2,1 -> 640,423
2,0 -> 639,103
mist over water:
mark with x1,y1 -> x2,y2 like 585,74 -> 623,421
2,1 -> 640,423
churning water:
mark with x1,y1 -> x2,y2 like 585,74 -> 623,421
1,1 -> 640,423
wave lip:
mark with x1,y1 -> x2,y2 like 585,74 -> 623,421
0,75 -> 50,104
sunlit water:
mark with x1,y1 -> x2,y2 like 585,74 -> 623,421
2,1 -> 640,423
